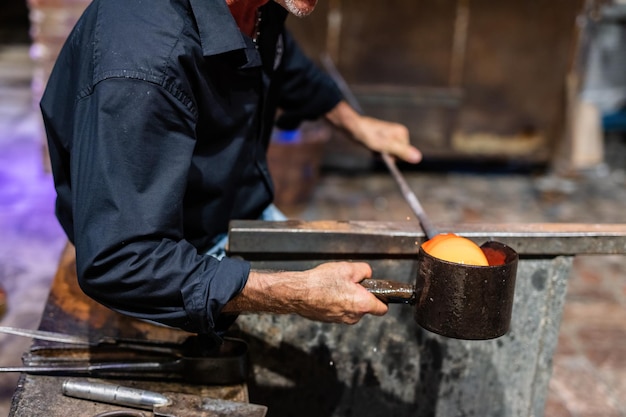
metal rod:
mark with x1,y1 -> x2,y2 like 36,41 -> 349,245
0,361 -> 167,375
320,53 -> 364,114
0,326 -> 90,345
320,54 -> 439,239
360,279 -> 415,305
0,325 -> 203,356
62,379 -> 170,410
379,153 -> 439,239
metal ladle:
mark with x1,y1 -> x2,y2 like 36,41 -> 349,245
321,55 -> 518,340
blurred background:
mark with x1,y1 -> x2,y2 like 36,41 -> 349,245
0,0 -> 625,416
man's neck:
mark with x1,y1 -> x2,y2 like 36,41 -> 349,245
227,0 -> 270,37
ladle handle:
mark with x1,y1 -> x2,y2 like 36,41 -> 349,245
361,279 -> 415,305
320,54 -> 439,239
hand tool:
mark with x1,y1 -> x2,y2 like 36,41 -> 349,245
320,53 -> 438,239
62,379 -> 268,417
0,326 -> 248,385
320,56 -> 519,339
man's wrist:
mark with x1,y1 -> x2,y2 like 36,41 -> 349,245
222,270 -> 307,314
325,100 -> 363,140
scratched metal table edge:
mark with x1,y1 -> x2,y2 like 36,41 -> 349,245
228,220 -> 626,255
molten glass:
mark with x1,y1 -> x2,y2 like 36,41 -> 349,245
421,233 -> 490,266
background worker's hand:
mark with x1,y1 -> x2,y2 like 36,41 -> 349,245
325,100 -> 422,164
222,262 -> 388,324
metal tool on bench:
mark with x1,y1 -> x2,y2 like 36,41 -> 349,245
0,326 -> 248,385
319,55 -> 519,340
62,379 -> 267,417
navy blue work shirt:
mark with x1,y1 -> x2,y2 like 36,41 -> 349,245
40,0 -> 343,334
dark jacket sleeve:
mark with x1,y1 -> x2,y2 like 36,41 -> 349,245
275,31 -> 344,130
69,77 -> 249,334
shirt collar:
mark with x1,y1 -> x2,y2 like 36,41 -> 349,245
188,0 -> 247,56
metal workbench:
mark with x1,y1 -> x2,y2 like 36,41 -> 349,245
8,244 -> 249,417
9,222 -> 626,416
227,220 -> 626,417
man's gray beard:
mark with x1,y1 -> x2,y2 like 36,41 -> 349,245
282,0 -> 313,17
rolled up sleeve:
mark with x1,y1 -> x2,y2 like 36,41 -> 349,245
71,77 -> 248,334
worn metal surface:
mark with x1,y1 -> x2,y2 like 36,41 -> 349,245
154,393 -> 267,417
9,244 -> 249,417
227,220 -> 625,417
62,379 -> 268,417
4,336 -> 249,386
228,220 -> 626,256
360,279 -> 415,304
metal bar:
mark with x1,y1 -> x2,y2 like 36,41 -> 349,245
228,220 -> 626,256
61,380 -> 268,417
0,326 -> 89,345
380,153 -> 439,238
320,54 -> 439,239
62,380 -> 170,410
360,279 -> 415,304
0,326 -> 188,356
0,361 -> 166,375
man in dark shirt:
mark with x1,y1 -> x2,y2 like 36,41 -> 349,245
41,0 -> 422,335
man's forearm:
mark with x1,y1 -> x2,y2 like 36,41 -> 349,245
324,100 -> 422,164
324,100 -> 363,138
221,262 -> 389,324
221,269 -> 308,315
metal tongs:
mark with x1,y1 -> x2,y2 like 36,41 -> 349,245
0,326 -> 248,385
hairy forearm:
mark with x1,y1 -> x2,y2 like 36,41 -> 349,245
222,270 -> 309,315
221,262 -> 389,324
324,100 -> 422,164
324,100 -> 362,138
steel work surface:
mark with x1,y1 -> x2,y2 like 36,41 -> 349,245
227,220 -> 626,417
229,221 -> 626,256
8,245 -> 249,417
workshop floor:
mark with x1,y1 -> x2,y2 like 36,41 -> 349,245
0,44 -> 625,417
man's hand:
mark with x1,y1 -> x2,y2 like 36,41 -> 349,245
222,262 -> 388,324
325,100 -> 422,164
